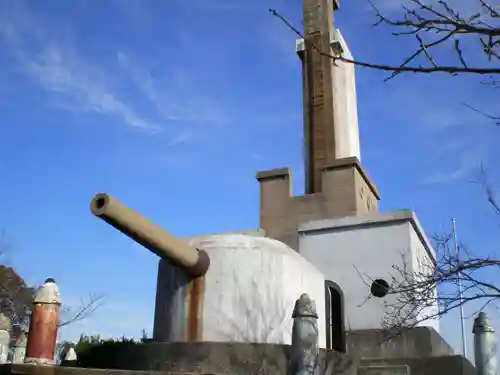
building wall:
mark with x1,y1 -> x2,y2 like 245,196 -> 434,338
409,225 -> 440,332
346,327 -> 454,358
301,0 -> 337,194
256,157 -> 379,251
332,29 -> 360,161
298,211 -> 439,332
153,234 -> 326,347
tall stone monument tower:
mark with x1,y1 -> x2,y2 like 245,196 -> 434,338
256,0 -> 439,335
256,0 -> 379,251
175,0 -> 439,343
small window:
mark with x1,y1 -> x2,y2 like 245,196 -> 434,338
370,279 -> 389,298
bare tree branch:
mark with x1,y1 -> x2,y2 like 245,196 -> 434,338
270,0 -> 500,334
270,0 -> 500,77
462,102 -> 500,125
356,169 -> 500,336
59,294 -> 106,328
0,230 -> 104,332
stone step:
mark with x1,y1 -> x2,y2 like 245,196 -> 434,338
346,327 -> 454,359
358,355 -> 476,375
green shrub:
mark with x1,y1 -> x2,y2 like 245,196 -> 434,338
73,333 -> 147,369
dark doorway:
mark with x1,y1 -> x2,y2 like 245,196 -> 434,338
325,280 -> 346,352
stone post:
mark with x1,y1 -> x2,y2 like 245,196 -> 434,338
473,312 -> 497,375
25,278 -> 61,364
11,331 -> 27,364
290,293 -> 319,375
0,313 -> 11,364
60,347 -> 77,367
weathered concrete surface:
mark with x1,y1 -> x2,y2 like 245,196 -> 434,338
0,314 -> 11,364
301,0 -> 338,194
154,235 -> 326,347
257,157 -> 379,251
473,311 -> 497,375
330,29 -> 361,162
11,332 -> 27,364
299,211 -> 439,332
346,327 -> 454,359
90,193 -> 210,278
291,294 -> 319,375
0,365 -> 211,375
67,342 -> 354,375
25,279 -> 61,365
359,355 -> 476,375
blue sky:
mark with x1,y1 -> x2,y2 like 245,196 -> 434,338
0,0 -> 498,360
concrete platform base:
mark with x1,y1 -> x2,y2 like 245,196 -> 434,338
74,342 -> 354,375
346,327 -> 454,358
359,355 -> 476,375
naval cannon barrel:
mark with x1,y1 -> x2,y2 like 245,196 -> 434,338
90,193 -> 210,278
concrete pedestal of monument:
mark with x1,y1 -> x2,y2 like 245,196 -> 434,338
298,210 -> 440,333
345,327 -> 475,375
1,332 -> 475,375
25,342 -> 354,375
257,157 -> 380,251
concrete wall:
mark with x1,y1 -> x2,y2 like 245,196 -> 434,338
154,234 -> 326,347
409,225 -> 440,332
332,29 -> 360,161
358,355 -> 476,375
298,211 -> 439,332
0,345 -> 356,375
347,327 -> 454,359
256,157 -> 379,251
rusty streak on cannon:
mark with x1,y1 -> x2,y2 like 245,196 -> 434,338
90,193 -> 210,278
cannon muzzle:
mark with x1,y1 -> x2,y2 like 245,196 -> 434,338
90,193 -> 210,278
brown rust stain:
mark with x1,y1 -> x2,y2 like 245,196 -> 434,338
186,275 -> 205,341
26,303 -> 60,361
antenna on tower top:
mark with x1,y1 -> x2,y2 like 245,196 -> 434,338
452,217 -> 467,358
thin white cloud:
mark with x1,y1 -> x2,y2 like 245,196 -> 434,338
167,132 -> 193,147
0,4 -> 159,133
27,48 -> 159,132
438,137 -> 468,155
360,82 -> 493,186
116,51 -> 233,131
0,0 -> 304,171
424,152 -> 483,184
116,52 -> 180,122
261,18 -> 300,69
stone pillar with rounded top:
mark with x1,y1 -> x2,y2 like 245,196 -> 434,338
473,311 -> 497,375
60,347 -> 77,367
11,330 -> 27,364
0,313 -> 11,364
291,293 -> 319,375
25,278 -> 61,364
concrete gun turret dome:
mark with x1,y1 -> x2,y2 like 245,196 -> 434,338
154,234 -> 326,346
90,194 -> 325,345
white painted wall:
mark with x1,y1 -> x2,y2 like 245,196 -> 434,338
298,211 -> 440,332
409,227 -> 440,332
332,29 -> 361,161
155,234 -> 326,347
295,29 -> 360,161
